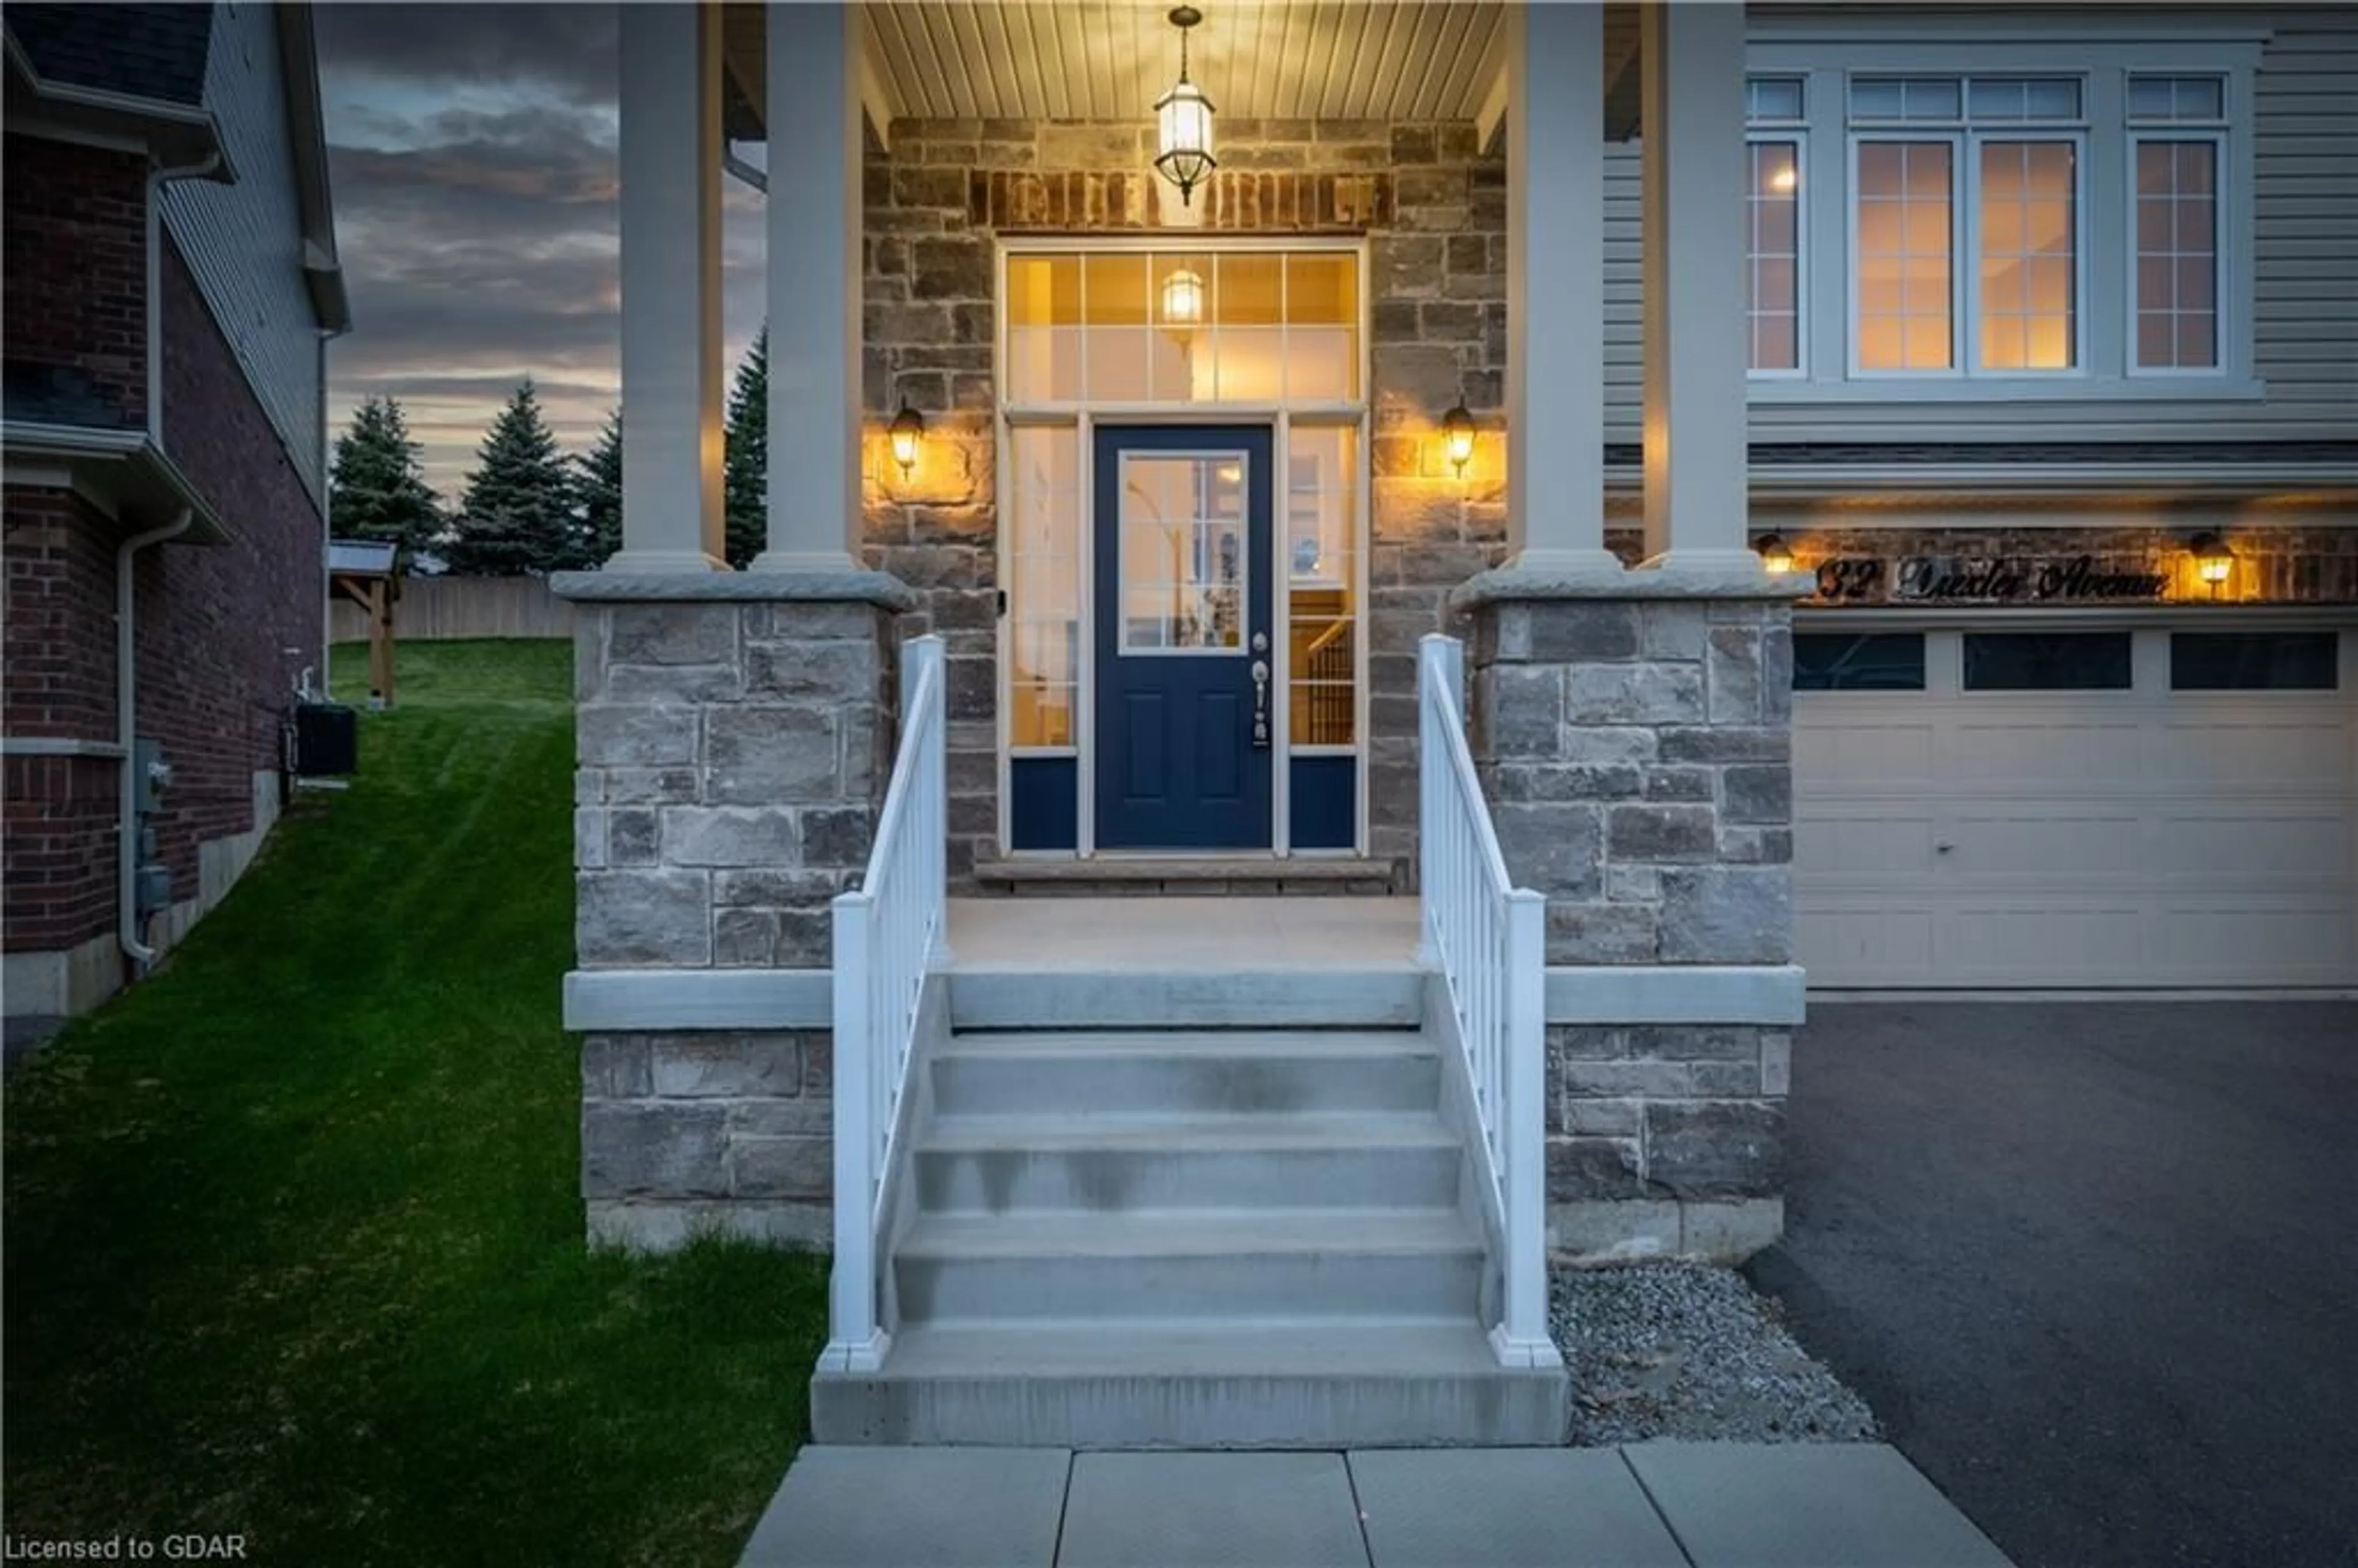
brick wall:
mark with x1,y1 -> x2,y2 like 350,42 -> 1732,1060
862,117 -> 1507,882
1,133 -> 147,428
140,231 -> 324,906
0,218 -> 323,975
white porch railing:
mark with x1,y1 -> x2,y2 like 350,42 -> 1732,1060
1417,634 -> 1558,1369
825,634 -> 948,1373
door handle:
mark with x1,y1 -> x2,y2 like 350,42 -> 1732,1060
1250,659 -> 1271,749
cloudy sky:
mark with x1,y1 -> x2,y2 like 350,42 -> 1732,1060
316,4 -> 769,497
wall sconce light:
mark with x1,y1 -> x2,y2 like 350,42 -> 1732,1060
1755,532 -> 1796,575
2189,531 -> 2233,594
1441,405 -> 1476,475
889,402 -> 924,476
1160,266 -> 1205,326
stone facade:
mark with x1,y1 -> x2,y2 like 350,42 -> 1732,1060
1466,592 -> 1797,1260
579,1028 -> 834,1249
862,117 -> 1510,883
569,594 -> 905,1248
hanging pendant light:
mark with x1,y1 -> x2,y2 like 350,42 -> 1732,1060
1154,6 -> 1216,208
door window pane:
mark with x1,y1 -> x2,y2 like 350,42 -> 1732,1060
1857,142 -> 1954,370
1118,453 -> 1247,653
1962,632 -> 2131,690
2170,632 -> 2338,691
1792,633 -> 1927,692
1977,140 -> 2077,370
1749,142 -> 1802,371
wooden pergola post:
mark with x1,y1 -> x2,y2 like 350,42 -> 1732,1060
329,568 -> 399,708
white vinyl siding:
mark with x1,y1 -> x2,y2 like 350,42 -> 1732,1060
1598,9 -> 2358,445
158,2 -> 327,502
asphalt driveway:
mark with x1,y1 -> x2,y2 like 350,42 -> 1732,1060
1751,1001 -> 2358,1568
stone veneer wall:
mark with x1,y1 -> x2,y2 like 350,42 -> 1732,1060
1468,594 -> 1796,1261
570,599 -> 899,1247
860,117 -> 1511,885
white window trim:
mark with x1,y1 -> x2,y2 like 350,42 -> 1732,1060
1747,35 -> 2263,403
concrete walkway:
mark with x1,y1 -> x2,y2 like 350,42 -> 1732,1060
739,1443 -> 2014,1567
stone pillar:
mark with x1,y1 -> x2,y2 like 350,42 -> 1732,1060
1638,2 -> 1756,573
554,578 -> 917,1249
1458,579 -> 1800,1261
755,1 -> 863,573
1504,1 -> 1617,577
612,2 -> 726,572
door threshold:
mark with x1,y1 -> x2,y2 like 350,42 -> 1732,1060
973,855 -> 1396,891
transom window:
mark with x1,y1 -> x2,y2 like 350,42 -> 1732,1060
1742,47 -> 2251,392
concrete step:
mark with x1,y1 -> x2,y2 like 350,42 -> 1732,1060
947,968 -> 1426,1030
912,1112 -> 1465,1213
894,1209 -> 1483,1323
930,1030 -> 1443,1117
809,1320 -> 1572,1447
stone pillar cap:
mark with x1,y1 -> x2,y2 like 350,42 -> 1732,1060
550,569 -> 920,610
1453,561 -> 1812,608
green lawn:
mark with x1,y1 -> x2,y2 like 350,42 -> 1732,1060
3,639 -> 825,1567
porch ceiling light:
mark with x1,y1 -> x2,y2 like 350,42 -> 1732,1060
1441,405 -> 1476,475
1161,266 -> 1206,325
1154,6 -> 1216,208
890,402 -> 924,475
1756,533 -> 1796,574
2190,531 -> 2234,589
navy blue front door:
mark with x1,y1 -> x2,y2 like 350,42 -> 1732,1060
1093,424 -> 1274,850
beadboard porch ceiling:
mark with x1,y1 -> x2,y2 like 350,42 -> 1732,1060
720,2 -> 1641,143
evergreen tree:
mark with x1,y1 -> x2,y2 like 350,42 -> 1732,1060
444,379 -> 578,575
577,408 -> 624,567
328,397 -> 442,554
723,326 -> 767,568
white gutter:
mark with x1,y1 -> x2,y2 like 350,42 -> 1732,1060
117,508 -> 193,966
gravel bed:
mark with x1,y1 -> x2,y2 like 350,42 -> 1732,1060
1552,1262 -> 1880,1446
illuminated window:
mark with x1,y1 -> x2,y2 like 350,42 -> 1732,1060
1745,80 -> 1805,373
1003,248 -> 1359,406
1848,75 -> 2082,375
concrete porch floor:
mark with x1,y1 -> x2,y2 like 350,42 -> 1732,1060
947,896 -> 1422,971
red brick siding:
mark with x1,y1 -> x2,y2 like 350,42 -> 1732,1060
1,755 -> 118,952
1,133 -> 148,428
0,226 -> 324,962
1,486 -> 123,955
140,231 -> 322,906
1,487 -> 119,740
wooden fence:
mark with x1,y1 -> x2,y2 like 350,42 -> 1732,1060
330,576 -> 575,643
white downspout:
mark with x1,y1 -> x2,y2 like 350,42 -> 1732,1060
118,509 -> 193,966
120,151 -> 223,968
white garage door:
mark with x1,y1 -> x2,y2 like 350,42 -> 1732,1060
1795,625 -> 2357,988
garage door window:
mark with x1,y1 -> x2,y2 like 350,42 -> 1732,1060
1962,631 -> 2132,690
1793,632 -> 1926,691
2170,632 -> 2339,691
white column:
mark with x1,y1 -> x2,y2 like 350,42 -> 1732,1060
752,1 -> 863,574
611,2 -> 726,572
1638,1 -> 1759,573
1504,2 -> 1619,578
